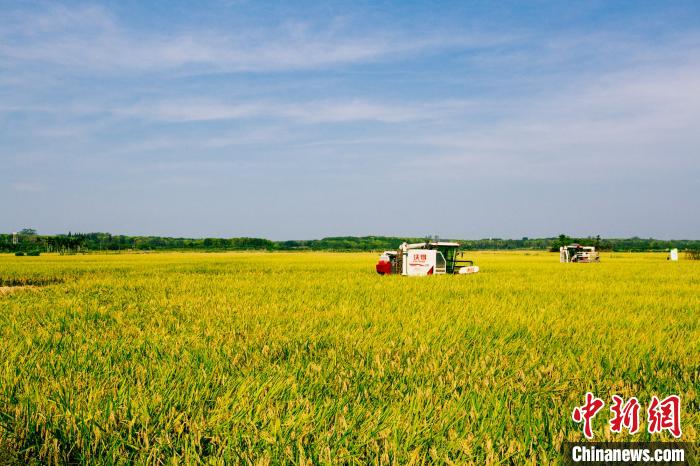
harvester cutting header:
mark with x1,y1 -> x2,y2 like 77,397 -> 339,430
376,242 -> 479,276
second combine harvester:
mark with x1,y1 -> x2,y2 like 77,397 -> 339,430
559,244 -> 600,263
376,241 -> 479,276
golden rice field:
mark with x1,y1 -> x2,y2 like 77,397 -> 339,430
0,251 -> 698,464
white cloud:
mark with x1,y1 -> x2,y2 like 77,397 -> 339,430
406,59 -> 700,174
2,3 -> 698,178
0,4 -> 504,74
113,98 -> 462,123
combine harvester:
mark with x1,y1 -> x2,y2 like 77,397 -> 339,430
559,244 -> 600,263
376,242 -> 479,276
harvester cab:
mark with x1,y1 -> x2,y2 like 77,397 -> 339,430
559,244 -> 600,263
376,242 -> 479,276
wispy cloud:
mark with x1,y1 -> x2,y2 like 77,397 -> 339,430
113,98 -> 471,123
2,1 -> 699,238
404,59 -> 700,175
0,92 -> 476,125
0,4 -> 506,74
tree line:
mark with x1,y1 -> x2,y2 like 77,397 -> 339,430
2,230 -> 699,254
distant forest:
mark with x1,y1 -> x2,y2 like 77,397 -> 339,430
2,230 -> 699,254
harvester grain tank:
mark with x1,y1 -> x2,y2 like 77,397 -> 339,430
376,242 -> 479,276
559,244 -> 600,263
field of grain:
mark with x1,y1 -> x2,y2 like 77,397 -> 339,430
0,251 -> 698,464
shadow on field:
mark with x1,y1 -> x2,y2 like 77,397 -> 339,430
0,276 -> 65,298
0,441 -> 21,466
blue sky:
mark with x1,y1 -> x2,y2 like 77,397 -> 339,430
1,0 -> 699,239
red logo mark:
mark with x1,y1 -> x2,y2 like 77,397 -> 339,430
572,392 -> 605,439
647,395 -> 682,438
609,395 -> 641,434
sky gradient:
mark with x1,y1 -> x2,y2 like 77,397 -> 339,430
2,0 -> 699,239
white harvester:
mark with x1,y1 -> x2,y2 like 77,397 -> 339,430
559,244 -> 600,263
376,242 -> 479,276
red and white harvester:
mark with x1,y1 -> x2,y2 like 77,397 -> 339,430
376,242 -> 479,276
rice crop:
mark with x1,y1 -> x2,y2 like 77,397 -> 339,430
0,251 -> 698,464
